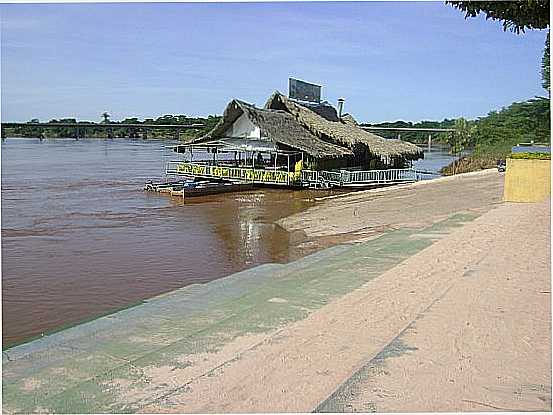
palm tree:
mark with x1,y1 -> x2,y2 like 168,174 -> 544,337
101,112 -> 111,124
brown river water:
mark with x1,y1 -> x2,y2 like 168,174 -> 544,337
1,138 -> 336,348
1,138 -> 451,348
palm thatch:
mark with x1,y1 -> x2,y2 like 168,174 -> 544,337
191,99 -> 353,158
264,91 -> 423,160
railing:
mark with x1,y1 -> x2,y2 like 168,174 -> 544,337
166,161 -> 296,185
167,161 -> 420,188
340,168 -> 417,184
301,168 -> 417,187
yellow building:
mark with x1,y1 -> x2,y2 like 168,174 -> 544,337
504,152 -> 551,203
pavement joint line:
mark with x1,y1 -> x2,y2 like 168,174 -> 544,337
314,277 -> 461,413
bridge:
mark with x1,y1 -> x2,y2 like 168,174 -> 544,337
361,125 -> 457,146
1,122 -> 204,140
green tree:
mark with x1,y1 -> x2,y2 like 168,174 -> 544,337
101,112 -> 111,123
446,1 -> 549,33
542,31 -> 550,92
473,97 -> 550,154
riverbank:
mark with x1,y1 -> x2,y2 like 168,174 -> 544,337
278,168 -> 503,247
3,170 -> 550,413
440,154 -> 498,175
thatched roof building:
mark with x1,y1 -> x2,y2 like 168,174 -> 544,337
188,91 -> 423,169
264,92 -> 423,160
191,99 -> 352,158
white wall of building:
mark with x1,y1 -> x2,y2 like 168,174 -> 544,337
224,113 -> 261,138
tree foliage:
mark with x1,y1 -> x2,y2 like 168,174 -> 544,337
449,117 -> 476,154
446,1 -> 550,33
472,96 -> 550,157
542,31 -> 550,92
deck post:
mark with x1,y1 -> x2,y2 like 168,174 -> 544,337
287,154 -> 290,185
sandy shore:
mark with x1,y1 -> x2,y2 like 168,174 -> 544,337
142,173 -> 550,413
279,168 -> 503,240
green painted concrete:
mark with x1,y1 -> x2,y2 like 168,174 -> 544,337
2,212 -> 480,414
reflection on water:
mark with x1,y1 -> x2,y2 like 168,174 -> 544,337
1,138 -> 326,347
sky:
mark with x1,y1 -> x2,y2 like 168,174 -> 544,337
0,1 -> 549,123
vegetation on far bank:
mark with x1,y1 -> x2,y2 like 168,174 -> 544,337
3,114 -> 222,140
439,97 -> 550,175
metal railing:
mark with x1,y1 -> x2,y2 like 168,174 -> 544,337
301,168 -> 417,187
167,161 -> 419,188
340,168 -> 417,184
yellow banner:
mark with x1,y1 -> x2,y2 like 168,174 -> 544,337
176,163 -> 291,184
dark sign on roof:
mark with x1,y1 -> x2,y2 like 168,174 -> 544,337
289,78 -> 321,103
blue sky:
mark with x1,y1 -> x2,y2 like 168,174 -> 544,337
1,1 -> 548,123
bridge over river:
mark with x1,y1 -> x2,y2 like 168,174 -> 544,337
1,122 -> 204,139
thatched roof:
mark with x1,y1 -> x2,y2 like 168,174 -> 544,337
190,99 -> 353,158
264,91 -> 423,160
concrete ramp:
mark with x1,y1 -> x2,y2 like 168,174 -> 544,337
3,213 -> 480,414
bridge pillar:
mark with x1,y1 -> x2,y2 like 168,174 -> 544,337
143,128 -> 148,140
75,127 -> 80,140
398,133 -> 401,141
428,133 -> 432,149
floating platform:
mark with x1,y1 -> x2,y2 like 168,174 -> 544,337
144,179 -> 254,198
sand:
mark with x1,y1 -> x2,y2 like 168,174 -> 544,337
279,169 -> 504,239
142,177 -> 551,412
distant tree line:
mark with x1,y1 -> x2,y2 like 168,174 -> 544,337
4,114 -> 222,140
